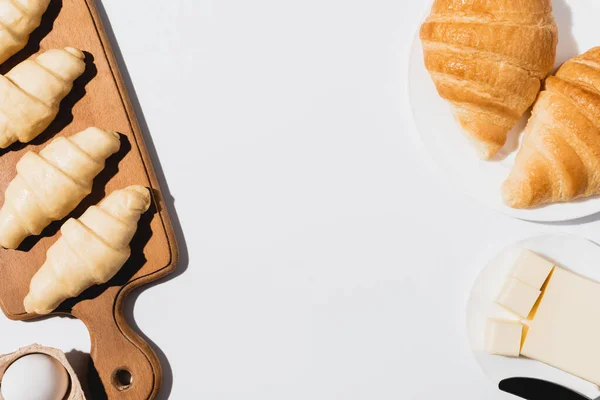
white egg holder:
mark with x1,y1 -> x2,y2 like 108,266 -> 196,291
0,344 -> 84,400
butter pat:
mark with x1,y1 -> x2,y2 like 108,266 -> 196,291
485,319 -> 522,357
511,250 -> 554,289
496,278 -> 541,318
522,267 -> 600,386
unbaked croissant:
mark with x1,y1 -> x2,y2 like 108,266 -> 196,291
0,127 -> 121,249
0,47 -> 86,148
420,0 -> 558,159
24,186 -> 151,315
503,47 -> 600,208
0,0 -> 51,64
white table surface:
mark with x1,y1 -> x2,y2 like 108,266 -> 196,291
0,0 -> 596,398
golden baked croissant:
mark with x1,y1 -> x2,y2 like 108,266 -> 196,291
420,0 -> 558,159
0,0 -> 51,64
24,186 -> 151,315
0,47 -> 86,148
503,47 -> 600,208
0,127 -> 121,249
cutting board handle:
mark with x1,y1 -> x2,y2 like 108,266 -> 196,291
74,298 -> 161,399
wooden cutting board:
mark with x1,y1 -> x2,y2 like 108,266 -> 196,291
0,1 -> 179,399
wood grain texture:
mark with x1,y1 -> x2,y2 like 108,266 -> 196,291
0,0 -> 179,399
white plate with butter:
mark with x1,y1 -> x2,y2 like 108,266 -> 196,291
466,233 -> 600,398
408,0 -> 600,222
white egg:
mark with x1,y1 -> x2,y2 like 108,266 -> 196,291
0,354 -> 69,400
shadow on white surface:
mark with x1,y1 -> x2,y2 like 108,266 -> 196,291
531,209 -> 600,226
490,109 -> 530,162
531,0 -> 600,228
553,0 -> 579,68
93,1 -> 190,399
409,0 -> 600,223
65,350 -> 107,400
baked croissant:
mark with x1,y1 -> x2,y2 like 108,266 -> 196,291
0,127 -> 121,249
24,185 -> 151,315
503,47 -> 600,208
420,0 -> 558,159
0,47 -> 86,148
0,0 -> 51,64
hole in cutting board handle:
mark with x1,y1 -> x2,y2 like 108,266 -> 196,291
112,368 -> 133,391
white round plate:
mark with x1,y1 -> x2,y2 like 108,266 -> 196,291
409,0 -> 600,222
466,234 -> 600,398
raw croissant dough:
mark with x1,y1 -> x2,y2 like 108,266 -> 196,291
0,0 -> 51,64
420,0 -> 558,159
503,47 -> 600,208
0,46 -> 86,148
0,127 -> 121,249
24,186 -> 151,315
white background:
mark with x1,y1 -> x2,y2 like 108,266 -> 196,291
0,0 -> 597,399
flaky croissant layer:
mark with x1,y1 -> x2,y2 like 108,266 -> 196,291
503,47 -> 600,208
24,185 -> 151,315
420,0 -> 558,159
